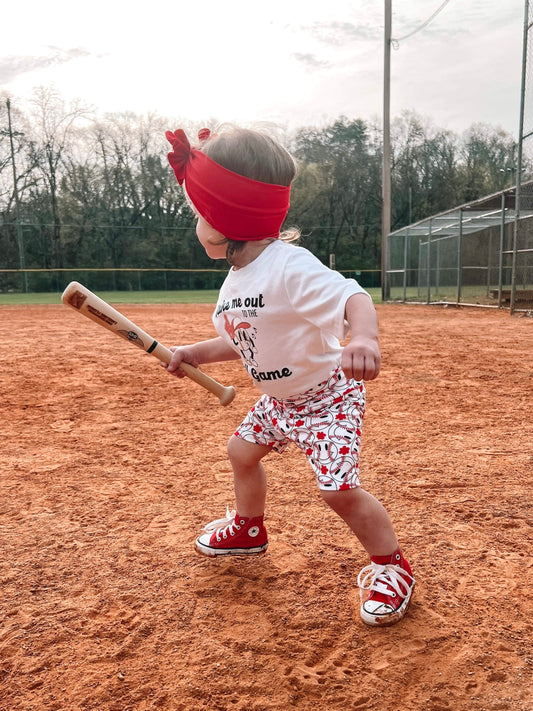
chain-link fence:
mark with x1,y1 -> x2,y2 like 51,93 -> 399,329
0,266 -> 230,296
385,182 -> 533,311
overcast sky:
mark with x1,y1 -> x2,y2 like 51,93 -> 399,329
0,0 -> 527,136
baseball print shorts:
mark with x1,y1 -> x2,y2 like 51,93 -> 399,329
234,367 -> 366,491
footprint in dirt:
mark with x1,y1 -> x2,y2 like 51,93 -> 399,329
191,561 -> 274,642
369,637 -> 426,671
283,652 -> 360,703
211,460 -> 234,483
455,549 -> 525,599
125,480 -> 161,501
144,514 -> 187,544
50,419 -> 74,433
268,538 -> 310,574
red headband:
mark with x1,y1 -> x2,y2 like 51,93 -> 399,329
165,129 -> 291,242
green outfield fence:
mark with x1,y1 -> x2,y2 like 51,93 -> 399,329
0,267 -> 382,297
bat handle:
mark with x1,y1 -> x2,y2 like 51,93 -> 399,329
153,343 -> 236,406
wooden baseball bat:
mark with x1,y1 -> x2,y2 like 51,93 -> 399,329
61,281 -> 236,406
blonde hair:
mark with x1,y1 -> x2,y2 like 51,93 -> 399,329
197,125 -> 300,263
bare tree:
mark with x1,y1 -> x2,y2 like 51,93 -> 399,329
0,94 -> 39,215
459,123 -> 518,201
392,111 -> 460,228
28,87 -> 92,267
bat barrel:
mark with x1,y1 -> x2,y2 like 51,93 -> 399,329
61,281 -> 236,406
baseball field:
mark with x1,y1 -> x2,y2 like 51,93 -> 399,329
0,302 -> 531,710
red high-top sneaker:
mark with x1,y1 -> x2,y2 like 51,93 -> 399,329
195,508 -> 268,557
357,549 -> 415,626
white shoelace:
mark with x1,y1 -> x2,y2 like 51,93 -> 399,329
202,507 -> 240,542
357,563 -> 414,602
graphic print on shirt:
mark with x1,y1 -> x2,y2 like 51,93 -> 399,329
223,314 -> 258,367
216,291 -> 294,385
212,242 -> 370,397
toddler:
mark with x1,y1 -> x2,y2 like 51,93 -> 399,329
164,125 -> 415,626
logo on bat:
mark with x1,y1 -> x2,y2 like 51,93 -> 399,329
118,330 -> 145,348
67,290 -> 87,310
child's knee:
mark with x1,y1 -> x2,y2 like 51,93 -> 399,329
321,486 -> 363,514
227,434 -> 240,461
227,434 -> 269,468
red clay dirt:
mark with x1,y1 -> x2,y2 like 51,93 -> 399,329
0,303 -> 531,711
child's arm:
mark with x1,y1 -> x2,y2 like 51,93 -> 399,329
342,293 -> 381,381
164,337 -> 240,378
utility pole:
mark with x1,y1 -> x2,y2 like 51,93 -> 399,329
510,0 -> 530,315
382,0 -> 392,301
6,98 -> 28,292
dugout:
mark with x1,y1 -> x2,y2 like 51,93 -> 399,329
385,180 -> 533,311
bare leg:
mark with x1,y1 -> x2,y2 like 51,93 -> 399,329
227,435 -> 271,518
321,487 -> 399,557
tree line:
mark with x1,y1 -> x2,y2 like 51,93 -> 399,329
0,88 -> 522,290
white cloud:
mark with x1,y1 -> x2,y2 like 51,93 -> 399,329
0,0 -> 527,135
0,47 -> 91,84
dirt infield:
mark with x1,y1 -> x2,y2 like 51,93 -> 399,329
1,303 -> 532,711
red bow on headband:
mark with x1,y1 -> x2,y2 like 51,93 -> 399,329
165,128 -> 291,242
165,128 -> 211,185
165,129 -> 191,185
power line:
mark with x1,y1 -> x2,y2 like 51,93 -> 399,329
392,0 -> 452,48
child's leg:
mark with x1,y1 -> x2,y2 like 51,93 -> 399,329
227,435 -> 271,518
321,487 -> 414,626
194,435 -> 271,558
320,487 -> 398,556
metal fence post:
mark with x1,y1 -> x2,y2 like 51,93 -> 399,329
418,241 -> 422,300
457,210 -> 463,304
486,232 -> 493,296
426,219 -> 432,304
436,239 -> 440,297
498,193 -> 506,307
402,229 -> 408,301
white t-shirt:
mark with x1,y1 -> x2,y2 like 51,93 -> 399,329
212,240 -> 370,398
